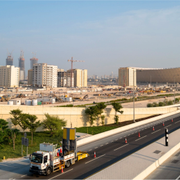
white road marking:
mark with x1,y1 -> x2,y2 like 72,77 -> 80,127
114,144 -> 129,151
106,142 -> 108,145
166,124 -> 171,128
175,174 -> 180,180
175,120 -> 180,124
89,149 -> 92,151
151,129 -> 161,134
115,138 -> 118,141
94,147 -> 98,149
49,168 -> 73,180
100,144 -> 103,147
85,154 -> 106,164
135,135 -> 147,141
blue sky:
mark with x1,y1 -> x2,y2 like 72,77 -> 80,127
0,1 -> 180,77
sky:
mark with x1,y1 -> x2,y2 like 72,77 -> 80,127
1,1 -> 180,77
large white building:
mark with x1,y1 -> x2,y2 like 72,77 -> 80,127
0,65 -> 20,87
33,63 -> 57,88
118,67 -> 136,87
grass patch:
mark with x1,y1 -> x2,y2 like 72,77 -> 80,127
0,131 -> 62,161
76,114 -> 160,135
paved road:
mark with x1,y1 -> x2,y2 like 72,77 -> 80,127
146,148 -> 180,179
18,114 -> 180,180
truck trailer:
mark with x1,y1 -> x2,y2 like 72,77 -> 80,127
29,128 -> 89,176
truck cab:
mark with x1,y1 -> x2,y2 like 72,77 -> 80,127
29,151 -> 51,175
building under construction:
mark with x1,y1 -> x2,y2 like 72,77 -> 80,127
6,53 -> 13,66
58,71 -> 74,87
19,51 -> 25,80
30,57 -> 38,69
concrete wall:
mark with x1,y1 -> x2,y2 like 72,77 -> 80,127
0,105 -> 178,131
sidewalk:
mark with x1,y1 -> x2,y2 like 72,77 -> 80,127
87,128 -> 180,179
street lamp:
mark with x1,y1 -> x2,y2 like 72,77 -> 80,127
133,69 -> 136,123
174,76 -> 176,104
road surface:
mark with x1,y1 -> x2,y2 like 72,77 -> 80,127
18,114 -> 180,179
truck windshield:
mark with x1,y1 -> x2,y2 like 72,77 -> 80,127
31,154 -> 43,163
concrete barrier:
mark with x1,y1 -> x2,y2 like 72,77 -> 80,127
0,105 -> 177,129
77,110 -> 180,147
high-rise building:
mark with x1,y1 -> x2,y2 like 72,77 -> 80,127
6,53 -> 13,66
58,71 -> 74,87
33,63 -> 57,88
73,69 -> 87,87
28,69 -> 33,86
118,67 -> 136,87
30,57 -> 38,69
19,51 -> 25,80
0,65 -> 20,87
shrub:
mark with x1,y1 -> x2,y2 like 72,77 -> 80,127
152,102 -> 158,107
158,102 -> 164,106
167,100 -> 173,105
147,103 -> 152,107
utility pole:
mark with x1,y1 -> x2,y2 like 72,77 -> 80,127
67,57 -> 84,87
133,69 -> 136,123
174,76 -> 175,104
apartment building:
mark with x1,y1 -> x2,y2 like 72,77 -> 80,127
118,67 -> 136,87
0,65 -> 20,87
73,69 -> 87,87
58,71 -> 74,87
28,69 -> 33,86
33,63 -> 57,88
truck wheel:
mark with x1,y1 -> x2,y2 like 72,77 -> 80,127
46,167 -> 51,176
65,160 -> 71,168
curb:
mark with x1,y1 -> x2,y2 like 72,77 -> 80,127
133,140 -> 180,179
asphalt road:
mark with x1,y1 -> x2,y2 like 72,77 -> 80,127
20,114 -> 180,180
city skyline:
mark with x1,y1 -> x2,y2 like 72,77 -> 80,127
1,1 -> 180,76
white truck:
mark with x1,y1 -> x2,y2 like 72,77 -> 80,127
29,143 -> 89,176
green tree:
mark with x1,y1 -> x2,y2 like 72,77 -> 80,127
158,102 -> 164,106
10,109 -> 22,150
10,109 -> 22,126
147,103 -> 152,107
10,129 -> 19,150
43,114 -> 66,137
167,100 -> 173,105
85,106 -> 99,126
111,102 -> 123,124
0,119 -> 11,148
19,113 -> 29,133
152,102 -> 158,107
114,115 -> 119,125
101,115 -> 105,125
25,114 -> 41,145
96,102 -> 107,125
175,98 -> 179,103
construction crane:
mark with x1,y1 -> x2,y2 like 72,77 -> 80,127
67,57 -> 84,87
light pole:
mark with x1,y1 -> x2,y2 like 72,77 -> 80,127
133,69 -> 136,123
174,76 -> 175,104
